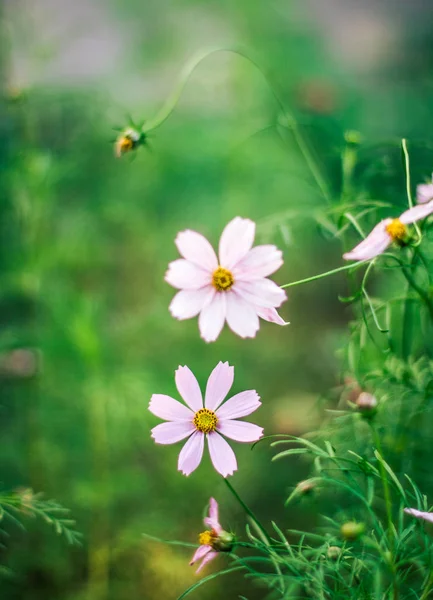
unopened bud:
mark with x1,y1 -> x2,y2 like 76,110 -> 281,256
296,479 -> 315,495
327,546 -> 342,560
340,521 -> 365,541
355,392 -> 378,417
212,530 -> 235,553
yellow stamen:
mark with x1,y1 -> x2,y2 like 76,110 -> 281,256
385,218 -> 407,242
212,266 -> 234,292
199,530 -> 216,546
193,408 -> 218,434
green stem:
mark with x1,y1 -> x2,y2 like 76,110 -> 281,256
223,479 -> 270,543
281,260 -> 367,289
369,424 -> 393,543
420,570 -> 433,600
402,138 -> 422,242
401,264 -> 433,322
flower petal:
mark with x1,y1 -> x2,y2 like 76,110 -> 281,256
169,287 -> 215,320
235,279 -> 287,309
255,306 -> 288,325
175,230 -> 218,271
225,293 -> 260,339
218,217 -> 255,269
416,182 -> 433,205
175,366 -> 203,412
190,544 -> 211,566
178,431 -> 205,476
233,245 -> 283,280
404,508 -> 433,524
216,390 -> 261,420
400,200 -> 433,224
204,498 -> 222,534
207,432 -> 237,477
198,293 -> 227,343
151,421 -> 195,444
195,550 -> 218,573
205,362 -> 234,411
149,394 -> 193,421
217,419 -> 264,442
343,220 -> 391,261
165,259 -> 210,290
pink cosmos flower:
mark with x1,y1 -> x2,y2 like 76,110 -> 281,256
404,508 -> 433,524
165,217 -> 287,342
190,498 -> 234,573
149,362 -> 263,477
343,200 -> 433,262
417,174 -> 433,204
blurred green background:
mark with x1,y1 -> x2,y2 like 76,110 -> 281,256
1,0 -> 433,598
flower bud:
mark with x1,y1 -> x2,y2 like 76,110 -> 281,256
326,545 -> 342,560
340,521 -> 365,541
355,392 -> 378,417
211,530 -> 235,553
114,127 -> 146,157
296,479 -> 315,495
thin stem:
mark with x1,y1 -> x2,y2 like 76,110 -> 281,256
369,424 -> 393,543
420,570 -> 433,600
223,479 -> 270,543
401,264 -> 433,321
401,138 -> 422,242
281,260 -> 367,289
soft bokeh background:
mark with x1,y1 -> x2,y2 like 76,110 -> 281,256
1,0 -> 433,598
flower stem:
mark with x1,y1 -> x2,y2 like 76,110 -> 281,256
223,479 -> 270,543
369,424 -> 393,543
281,260 -> 367,289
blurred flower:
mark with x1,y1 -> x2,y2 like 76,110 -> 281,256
114,127 -> 145,157
355,391 -> 378,416
149,362 -> 263,477
417,175 -> 433,204
190,498 -> 234,573
340,521 -> 365,541
326,546 -> 342,560
343,200 -> 433,261
0,348 -> 41,378
166,217 -> 287,342
296,479 -> 316,495
404,508 -> 433,523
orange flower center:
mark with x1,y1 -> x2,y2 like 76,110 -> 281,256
193,408 -> 218,433
212,266 -> 234,292
385,219 -> 407,242
198,530 -> 216,546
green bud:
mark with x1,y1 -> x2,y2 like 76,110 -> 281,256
326,545 -> 342,560
340,521 -> 365,541
212,530 -> 235,553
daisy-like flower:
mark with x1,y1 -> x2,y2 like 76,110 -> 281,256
149,362 -> 263,477
343,200 -> 433,262
417,174 -> 433,204
190,498 -> 234,573
404,507 -> 433,524
165,217 -> 287,342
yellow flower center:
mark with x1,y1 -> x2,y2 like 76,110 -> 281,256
193,408 -> 218,434
385,218 -> 407,242
199,530 -> 216,546
212,266 -> 234,292
118,136 -> 134,153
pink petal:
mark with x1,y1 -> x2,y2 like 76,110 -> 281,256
165,259 -> 210,290
217,419 -> 264,442
149,394 -> 193,421
343,220 -> 391,261
190,544 -> 211,566
169,287 -> 215,320
218,217 -> 255,270
175,366 -> 203,412
235,279 -> 287,309
404,508 -> 433,524
195,550 -> 218,573
225,293 -> 260,339
198,293 -> 227,343
207,432 -> 238,477
233,245 -> 283,280
178,431 -> 205,476
151,421 -> 195,444
204,498 -> 222,534
205,362 -> 234,411
175,230 -> 218,271
216,390 -> 261,420
416,182 -> 433,204
400,200 -> 433,224
255,306 -> 287,325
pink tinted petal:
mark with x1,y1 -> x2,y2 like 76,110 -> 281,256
217,419 -> 264,442
175,366 -> 203,412
233,245 -> 283,280
205,362 -> 234,411
165,259 -> 210,290
416,182 -> 433,204
190,544 -> 211,566
207,432 -> 238,477
343,220 -> 391,261
204,498 -> 222,534
195,550 -> 218,573
404,508 -> 433,524
218,217 -> 255,269
169,287 -> 215,320
175,230 -> 218,271
198,293 -> 227,343
255,306 -> 288,325
400,200 -> 433,224
235,279 -> 287,309
216,390 -> 261,420
225,293 -> 260,339
149,394 -> 193,421
151,421 -> 195,444
178,431 -> 205,476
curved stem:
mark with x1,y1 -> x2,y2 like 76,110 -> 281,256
281,260 -> 367,289
223,478 -> 270,543
402,138 -> 422,242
